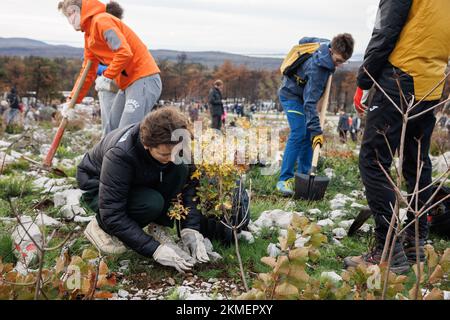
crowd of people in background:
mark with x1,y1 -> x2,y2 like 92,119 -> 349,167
337,109 -> 362,143
1,83 -> 448,139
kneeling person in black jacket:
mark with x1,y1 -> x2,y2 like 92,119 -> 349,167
77,107 -> 213,273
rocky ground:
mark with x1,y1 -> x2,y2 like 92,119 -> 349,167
0,109 -> 449,300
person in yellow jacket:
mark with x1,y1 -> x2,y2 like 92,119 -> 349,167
348,0 -> 450,274
58,0 -> 161,134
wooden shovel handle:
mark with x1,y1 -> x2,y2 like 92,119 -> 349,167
43,60 -> 93,167
311,75 -> 333,175
320,75 -> 333,128
311,145 -> 321,176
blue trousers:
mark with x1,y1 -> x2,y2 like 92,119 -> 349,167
279,96 -> 313,182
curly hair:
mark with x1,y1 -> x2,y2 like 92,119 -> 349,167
140,107 -> 190,149
331,33 -> 355,61
106,1 -> 124,19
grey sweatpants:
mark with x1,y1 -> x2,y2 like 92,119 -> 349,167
98,90 -> 121,136
104,74 -> 162,135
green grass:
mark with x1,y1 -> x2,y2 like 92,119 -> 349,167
308,235 -> 373,278
37,121 -> 55,130
56,146 -> 79,160
0,199 -> 10,218
0,234 -> 16,264
319,155 -> 364,197
197,268 -> 223,280
1,159 -> 31,175
5,124 -> 25,135
44,235 -> 91,269
63,166 -> 78,178
0,176 -> 35,200
250,197 -> 293,220
5,194 -> 54,219
165,287 -> 181,300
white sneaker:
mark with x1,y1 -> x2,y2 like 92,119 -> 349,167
84,218 -> 127,255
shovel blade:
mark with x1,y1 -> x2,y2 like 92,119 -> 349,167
348,208 -> 372,236
294,173 -> 330,201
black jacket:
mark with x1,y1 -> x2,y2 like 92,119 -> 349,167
357,0 -> 450,101
7,89 -> 19,109
357,0 -> 418,105
76,123 -> 202,257
208,87 -> 224,116
338,114 -> 350,132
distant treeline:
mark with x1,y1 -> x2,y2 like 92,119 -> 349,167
0,55 -> 282,105
4,55 -> 444,111
0,56 -> 80,104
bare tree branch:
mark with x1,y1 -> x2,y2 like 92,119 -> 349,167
376,161 -> 414,212
402,169 -> 449,197
408,98 -> 450,121
363,67 -> 403,115
399,194 -> 450,237
379,130 -> 400,178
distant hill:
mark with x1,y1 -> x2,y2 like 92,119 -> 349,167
0,37 -> 361,71
151,49 -> 285,70
0,37 -> 84,59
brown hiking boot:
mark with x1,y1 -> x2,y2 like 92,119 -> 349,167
344,243 -> 410,274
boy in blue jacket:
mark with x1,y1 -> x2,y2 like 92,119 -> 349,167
277,34 -> 354,196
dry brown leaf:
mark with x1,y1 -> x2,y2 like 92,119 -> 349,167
429,265 -> 444,284
424,288 -> 443,300
261,256 -> 277,268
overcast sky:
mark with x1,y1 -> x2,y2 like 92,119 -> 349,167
0,0 -> 380,55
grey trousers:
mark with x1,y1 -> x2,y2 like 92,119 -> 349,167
98,90 -> 121,136
104,74 -> 162,135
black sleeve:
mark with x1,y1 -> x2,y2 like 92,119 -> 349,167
357,0 -> 413,89
180,165 -> 203,232
208,89 -> 221,105
76,153 -> 100,191
7,94 -> 15,105
208,89 -> 214,105
98,147 -> 160,257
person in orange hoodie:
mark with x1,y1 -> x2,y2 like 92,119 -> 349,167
58,0 -> 162,135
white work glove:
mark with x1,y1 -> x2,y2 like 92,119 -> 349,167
166,243 -> 197,265
60,102 -> 75,119
203,237 -> 222,262
181,228 -> 210,263
152,244 -> 194,273
95,75 -> 114,92
147,223 -> 196,265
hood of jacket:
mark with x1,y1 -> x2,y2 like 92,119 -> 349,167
312,43 -> 336,72
80,0 -> 106,33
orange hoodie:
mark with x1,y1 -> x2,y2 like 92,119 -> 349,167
71,0 -> 160,103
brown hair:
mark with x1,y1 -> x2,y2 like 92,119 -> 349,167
214,80 -> 223,87
331,33 -> 355,61
106,1 -> 124,19
140,107 -> 190,148
57,0 -> 82,16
